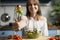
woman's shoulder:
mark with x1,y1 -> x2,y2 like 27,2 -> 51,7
39,16 -> 47,21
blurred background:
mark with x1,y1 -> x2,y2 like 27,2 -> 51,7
0,0 -> 60,37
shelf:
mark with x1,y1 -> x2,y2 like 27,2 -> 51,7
48,25 -> 60,30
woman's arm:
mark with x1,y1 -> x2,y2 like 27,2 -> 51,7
42,17 -> 48,36
18,18 -> 27,30
13,16 -> 27,31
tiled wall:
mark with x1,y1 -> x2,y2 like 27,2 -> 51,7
0,31 -> 22,37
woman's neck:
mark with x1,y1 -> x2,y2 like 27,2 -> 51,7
27,14 -> 40,21
31,14 -> 39,20
31,13 -> 36,18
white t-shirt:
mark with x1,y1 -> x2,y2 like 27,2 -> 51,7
19,16 -> 48,36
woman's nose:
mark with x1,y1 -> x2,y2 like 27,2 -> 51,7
31,5 -> 34,8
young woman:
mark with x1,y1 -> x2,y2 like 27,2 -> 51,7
14,0 -> 48,36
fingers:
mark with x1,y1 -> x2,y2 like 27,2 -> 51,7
15,19 -> 18,22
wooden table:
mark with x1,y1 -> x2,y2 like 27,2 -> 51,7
0,36 -> 50,40
23,36 -> 50,40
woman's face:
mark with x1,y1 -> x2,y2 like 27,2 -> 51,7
28,1 -> 38,16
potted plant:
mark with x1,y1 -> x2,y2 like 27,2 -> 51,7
49,2 -> 60,26
50,2 -> 60,17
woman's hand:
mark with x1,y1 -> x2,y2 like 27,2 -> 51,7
13,19 -> 19,31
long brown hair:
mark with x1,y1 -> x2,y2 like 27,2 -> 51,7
26,0 -> 42,20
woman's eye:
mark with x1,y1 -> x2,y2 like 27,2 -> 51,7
28,4 -> 32,6
34,4 -> 36,5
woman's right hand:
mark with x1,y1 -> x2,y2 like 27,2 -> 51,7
13,19 -> 19,31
